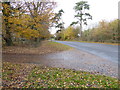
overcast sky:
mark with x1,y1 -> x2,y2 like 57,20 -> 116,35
50,0 -> 119,34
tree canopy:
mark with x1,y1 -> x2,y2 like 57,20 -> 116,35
2,0 -> 56,46
70,1 -> 92,37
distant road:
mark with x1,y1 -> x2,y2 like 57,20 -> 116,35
55,41 -> 118,63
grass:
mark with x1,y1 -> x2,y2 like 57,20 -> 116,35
2,62 -> 36,88
2,62 -> 119,88
64,40 -> 119,45
2,62 -> 21,81
47,41 -> 73,51
3,41 -> 73,55
77,41 -> 119,45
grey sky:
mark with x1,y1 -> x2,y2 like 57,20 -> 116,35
50,0 -> 119,34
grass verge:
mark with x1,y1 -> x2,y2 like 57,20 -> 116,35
2,62 -> 119,88
47,41 -> 73,51
64,40 -> 119,45
3,41 -> 73,55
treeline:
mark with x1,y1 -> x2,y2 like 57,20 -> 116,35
82,19 -> 119,43
55,26 -> 79,40
2,1 -> 56,46
55,19 -> 120,43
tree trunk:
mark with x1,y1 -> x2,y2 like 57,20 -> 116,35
79,10 -> 82,38
2,2 -> 13,46
80,23 -> 82,37
2,32 -> 13,46
79,19 -> 82,39
4,38 -> 13,46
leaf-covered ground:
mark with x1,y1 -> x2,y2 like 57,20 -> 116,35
2,41 -> 119,88
2,62 -> 36,88
3,41 -> 73,55
2,62 -> 119,88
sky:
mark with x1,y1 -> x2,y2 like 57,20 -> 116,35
50,0 -> 119,34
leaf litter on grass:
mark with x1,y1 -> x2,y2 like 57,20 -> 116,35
2,62 -> 119,88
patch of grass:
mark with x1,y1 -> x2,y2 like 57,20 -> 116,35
25,66 -> 118,88
2,62 -> 119,88
2,62 -> 21,81
77,41 -> 119,45
3,41 -> 72,55
2,62 -> 36,88
47,41 -> 73,51
65,40 -> 119,45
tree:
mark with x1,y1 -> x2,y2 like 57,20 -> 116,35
24,0 -> 56,41
2,0 -> 56,46
2,2 -> 13,46
70,1 -> 92,37
54,9 -> 64,32
55,26 -> 79,40
81,19 -> 119,43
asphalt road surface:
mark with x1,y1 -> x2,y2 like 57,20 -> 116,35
55,41 -> 119,63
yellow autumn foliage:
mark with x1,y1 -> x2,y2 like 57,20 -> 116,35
2,1 -> 56,44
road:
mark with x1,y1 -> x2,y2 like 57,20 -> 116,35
55,41 -> 119,63
3,41 -> 119,77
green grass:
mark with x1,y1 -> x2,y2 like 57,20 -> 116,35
77,41 -> 119,45
24,66 -> 118,88
47,41 -> 73,51
64,40 -> 119,45
2,62 -> 21,81
3,62 -> 119,88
